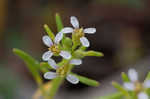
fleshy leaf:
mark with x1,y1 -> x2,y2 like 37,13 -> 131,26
145,72 -> 150,81
121,72 -> 130,82
84,51 -> 104,57
40,62 -> 53,72
112,82 -> 129,98
61,37 -> 72,50
44,24 -> 55,40
73,50 -> 104,58
55,13 -> 63,32
13,48 -> 42,84
72,73 -> 100,87
97,92 -> 123,99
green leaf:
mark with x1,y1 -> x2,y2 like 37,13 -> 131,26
73,73 -> 100,87
55,13 -> 63,32
44,24 -> 55,40
73,50 -> 104,58
40,62 -> 52,73
121,72 -> 130,82
13,48 -> 42,84
112,82 -> 129,98
61,37 -> 72,51
85,51 -> 104,57
145,72 -> 150,81
97,92 -> 123,99
83,51 -> 104,57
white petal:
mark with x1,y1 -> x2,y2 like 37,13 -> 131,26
59,51 -> 71,59
70,59 -> 82,65
83,28 -> 96,34
42,51 -> 53,61
54,32 -> 63,44
48,58 -> 58,69
80,37 -> 90,47
123,82 -> 135,91
42,35 -> 53,47
66,74 -> 79,84
70,16 -> 79,28
44,72 -> 57,79
138,92 -> 149,99
128,68 -> 138,82
143,80 -> 150,88
61,27 -> 73,34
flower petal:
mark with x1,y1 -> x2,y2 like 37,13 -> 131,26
42,35 -> 53,47
70,59 -> 82,65
48,58 -> 58,69
70,16 -> 79,28
54,32 -> 63,44
138,92 -> 149,99
42,51 -> 53,61
123,82 -> 135,91
143,80 -> 150,88
80,37 -> 90,47
44,72 -> 57,79
59,51 -> 71,59
61,27 -> 73,34
83,28 -> 96,34
128,68 -> 138,82
66,74 -> 79,84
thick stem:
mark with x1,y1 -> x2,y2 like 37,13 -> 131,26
47,77 -> 64,99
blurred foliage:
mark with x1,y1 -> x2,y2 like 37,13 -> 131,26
0,65 -> 18,99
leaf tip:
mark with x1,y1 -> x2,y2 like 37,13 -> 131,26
12,48 -> 18,53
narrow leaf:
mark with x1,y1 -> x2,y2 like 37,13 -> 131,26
112,82 -> 129,98
73,73 -> 100,87
55,13 -> 63,32
145,72 -> 150,81
97,92 -> 123,99
121,72 -> 130,82
61,37 -> 72,51
13,48 -> 42,84
44,24 -> 55,40
84,51 -> 104,57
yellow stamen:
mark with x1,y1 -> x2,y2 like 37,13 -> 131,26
56,65 -> 69,77
48,44 -> 60,54
73,28 -> 84,38
134,82 -> 142,93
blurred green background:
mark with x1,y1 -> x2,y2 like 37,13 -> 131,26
1,0 -> 150,99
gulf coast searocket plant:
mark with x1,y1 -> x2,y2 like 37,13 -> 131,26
13,14 -> 103,99
13,14 -> 150,99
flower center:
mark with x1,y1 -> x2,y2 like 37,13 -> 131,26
134,82 -> 142,93
56,65 -> 69,77
73,28 -> 84,38
48,44 -> 60,54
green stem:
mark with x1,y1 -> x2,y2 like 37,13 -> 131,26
72,43 -> 78,52
47,77 -> 64,99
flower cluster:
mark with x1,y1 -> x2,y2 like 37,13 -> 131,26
42,16 -> 96,84
61,16 -> 96,47
123,69 -> 150,99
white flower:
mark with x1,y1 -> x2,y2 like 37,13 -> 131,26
123,68 -> 150,99
44,58 -> 82,84
42,33 -> 71,61
60,16 -> 96,47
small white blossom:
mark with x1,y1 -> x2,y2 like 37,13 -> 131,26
60,16 -> 96,47
138,92 -> 149,99
123,68 -> 150,99
44,58 -> 82,84
42,33 -> 71,61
